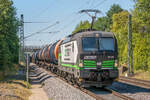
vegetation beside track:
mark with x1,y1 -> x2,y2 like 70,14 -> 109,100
131,70 -> 150,80
0,0 -> 19,79
0,73 -> 31,100
0,80 -> 31,100
73,0 -> 150,74
0,0 -> 19,80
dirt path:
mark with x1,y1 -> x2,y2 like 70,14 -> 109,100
29,84 -> 49,100
29,64 -> 49,100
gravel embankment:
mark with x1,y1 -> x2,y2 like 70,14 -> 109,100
109,81 -> 150,100
31,65 -> 95,100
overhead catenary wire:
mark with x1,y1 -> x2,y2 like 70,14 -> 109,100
24,21 -> 50,23
58,14 -> 84,36
92,0 -> 108,8
50,0 -> 93,29
47,14 -> 84,44
47,0 -> 106,39
57,0 -> 104,32
31,0 -> 56,19
53,0 -> 93,33
25,0 -> 105,46
89,0 -> 96,8
24,21 -> 59,39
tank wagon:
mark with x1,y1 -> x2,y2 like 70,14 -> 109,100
32,30 -> 119,87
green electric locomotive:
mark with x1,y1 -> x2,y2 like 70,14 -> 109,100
33,29 -> 118,87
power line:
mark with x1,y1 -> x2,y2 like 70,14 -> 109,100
32,0 -> 56,18
24,21 -> 59,39
24,21 -> 50,23
52,0 -> 91,33
24,31 -> 59,39
59,14 -> 84,32
41,0 -> 92,33
89,0 -> 96,8
92,0 -> 107,8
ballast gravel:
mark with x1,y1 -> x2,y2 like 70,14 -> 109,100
109,82 -> 150,100
30,65 -> 96,100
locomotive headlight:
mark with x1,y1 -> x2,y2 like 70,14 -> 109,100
115,60 -> 118,67
79,63 -> 83,67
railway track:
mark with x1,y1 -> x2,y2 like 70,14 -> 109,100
86,86 -> 134,100
104,87 -> 134,100
31,65 -> 134,100
119,76 -> 150,89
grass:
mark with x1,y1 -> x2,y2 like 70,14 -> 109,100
0,80 -> 31,100
0,64 -> 31,100
132,70 -> 150,80
120,68 -> 150,80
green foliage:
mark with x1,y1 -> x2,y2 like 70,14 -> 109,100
112,11 -> 129,65
93,4 -> 123,31
73,4 -> 124,32
0,0 -> 19,76
94,17 -> 109,31
73,2 -> 150,72
148,57 -> 150,72
132,33 -> 149,71
72,20 -> 90,34
133,0 -> 150,33
107,4 -> 123,27
111,0 -> 150,72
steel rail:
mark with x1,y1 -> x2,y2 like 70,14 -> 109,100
105,88 -> 135,100
119,76 -> 150,89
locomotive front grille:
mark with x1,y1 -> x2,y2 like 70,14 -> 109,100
101,60 -> 114,68
83,60 -> 96,68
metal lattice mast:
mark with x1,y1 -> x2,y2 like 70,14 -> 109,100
19,14 -> 24,63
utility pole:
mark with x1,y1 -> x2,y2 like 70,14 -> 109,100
26,53 -> 29,83
79,9 -> 100,30
128,14 -> 133,76
19,14 -> 25,64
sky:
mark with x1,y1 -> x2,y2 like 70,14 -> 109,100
12,0 -> 135,46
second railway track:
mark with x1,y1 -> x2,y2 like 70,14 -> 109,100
119,76 -> 150,89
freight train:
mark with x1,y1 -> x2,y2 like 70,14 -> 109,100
32,29 -> 119,87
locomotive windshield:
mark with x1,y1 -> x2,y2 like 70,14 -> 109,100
82,37 -> 98,51
99,38 -> 114,51
82,37 -> 114,52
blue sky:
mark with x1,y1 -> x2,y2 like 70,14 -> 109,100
12,0 -> 135,46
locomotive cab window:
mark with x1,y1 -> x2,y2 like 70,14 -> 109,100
82,37 -> 98,51
99,38 -> 114,51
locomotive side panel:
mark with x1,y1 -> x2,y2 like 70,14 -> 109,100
61,41 -> 78,64
58,40 -> 79,75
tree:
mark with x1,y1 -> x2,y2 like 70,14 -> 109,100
133,0 -> 150,33
111,1 -> 150,71
93,17 -> 109,31
132,0 -> 150,71
72,20 -> 90,34
0,0 -> 19,77
72,4 -> 124,32
93,4 -> 123,31
111,11 -> 129,65
106,4 -> 123,30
